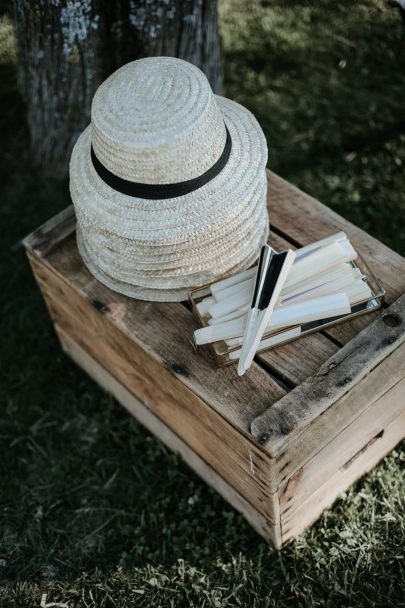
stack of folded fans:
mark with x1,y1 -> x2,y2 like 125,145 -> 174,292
193,232 -> 376,366
69,57 -> 269,302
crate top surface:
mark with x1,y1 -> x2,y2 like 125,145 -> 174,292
24,171 -> 405,457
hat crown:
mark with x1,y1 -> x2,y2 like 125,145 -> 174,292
91,57 -> 227,185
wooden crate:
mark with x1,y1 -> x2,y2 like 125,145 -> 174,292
23,171 -> 405,549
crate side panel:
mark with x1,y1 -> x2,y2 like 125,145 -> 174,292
271,343 -> 405,490
56,325 -> 282,547
279,374 -> 405,516
29,254 -> 279,517
281,406 -> 405,544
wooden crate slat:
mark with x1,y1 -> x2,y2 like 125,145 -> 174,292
279,376 -> 405,513
257,332 -> 339,387
258,341 -> 405,492
29,254 -> 281,515
34,241 -> 286,432
55,325 -> 282,547
23,206 -> 76,258
322,311 -> 381,346
281,407 -> 405,544
251,293 -> 405,457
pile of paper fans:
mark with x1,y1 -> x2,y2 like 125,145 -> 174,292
69,57 -> 269,301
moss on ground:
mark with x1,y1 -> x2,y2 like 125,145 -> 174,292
1,2 -> 404,607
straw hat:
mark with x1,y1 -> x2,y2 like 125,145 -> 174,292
70,57 -> 269,301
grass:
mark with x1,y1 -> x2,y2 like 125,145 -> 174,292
1,1 -> 404,606
221,0 -> 405,254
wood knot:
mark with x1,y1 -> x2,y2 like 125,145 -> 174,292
382,312 -> 402,328
90,298 -> 109,314
280,422 -> 291,435
317,360 -> 337,376
382,335 -> 397,346
165,361 -> 189,376
336,376 -> 352,387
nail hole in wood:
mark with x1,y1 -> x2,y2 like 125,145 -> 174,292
165,361 -> 189,376
382,313 -> 402,327
90,298 -> 109,314
258,433 -> 270,444
337,376 -> 352,387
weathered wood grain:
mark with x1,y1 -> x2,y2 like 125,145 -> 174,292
279,376 -> 405,513
281,407 -> 405,544
34,239 -> 286,431
56,325 -> 282,547
256,342 -> 405,493
257,331 -> 339,387
28,253 -> 280,517
22,206 -> 76,258
251,293 -> 405,457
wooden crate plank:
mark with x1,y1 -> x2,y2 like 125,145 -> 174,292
322,311 -> 381,346
30,239 -> 285,432
281,407 -> 405,544
267,171 -> 405,304
251,293 -> 405,457
24,205 -> 340,389
55,325 -> 282,548
22,206 -> 76,258
279,376 -> 405,514
257,331 -> 339,388
28,253 -> 280,516
259,343 -> 405,493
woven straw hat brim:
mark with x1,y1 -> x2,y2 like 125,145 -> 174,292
74,173 -> 266,265
71,95 -> 269,301
78,194 -> 268,286
77,220 -> 269,301
75,172 -> 267,274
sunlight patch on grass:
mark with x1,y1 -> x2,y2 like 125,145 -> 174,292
0,14 -> 16,66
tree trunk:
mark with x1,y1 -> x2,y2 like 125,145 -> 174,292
13,0 -> 221,178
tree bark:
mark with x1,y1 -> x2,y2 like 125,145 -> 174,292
13,0 -> 221,178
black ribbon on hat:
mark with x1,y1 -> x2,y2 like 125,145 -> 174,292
90,126 -> 232,200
